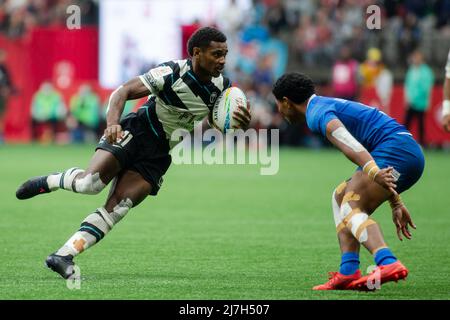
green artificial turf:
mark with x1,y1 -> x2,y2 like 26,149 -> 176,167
0,144 -> 449,299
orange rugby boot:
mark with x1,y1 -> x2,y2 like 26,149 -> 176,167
313,270 -> 361,290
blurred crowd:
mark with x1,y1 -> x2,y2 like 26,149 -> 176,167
0,0 -> 98,38
216,0 -> 446,147
29,82 -> 139,144
0,0 -> 448,147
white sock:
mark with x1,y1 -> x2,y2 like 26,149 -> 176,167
46,167 -> 84,191
55,209 -> 112,257
47,173 -> 62,191
55,232 -> 95,257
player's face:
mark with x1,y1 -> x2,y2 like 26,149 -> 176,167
276,98 -> 304,124
199,41 -> 228,77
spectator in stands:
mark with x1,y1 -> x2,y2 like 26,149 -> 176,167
295,9 -> 333,67
404,0 -> 428,19
252,54 -> 274,87
67,84 -> 101,143
217,0 -> 243,34
360,47 -> 393,108
31,81 -> 67,142
0,0 -> 98,38
398,13 -> 421,68
265,0 -> 288,36
0,48 -> 12,142
6,5 -> 26,38
331,46 -> 359,100
334,0 -> 364,43
348,25 -> 368,62
251,55 -> 275,130
295,15 -> 320,66
217,0 -> 244,74
81,0 -> 99,25
404,50 -> 434,146
434,0 -> 450,29
248,0 -> 266,26
359,48 -> 384,88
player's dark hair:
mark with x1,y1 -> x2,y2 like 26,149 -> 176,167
187,27 -> 227,56
272,73 -> 315,104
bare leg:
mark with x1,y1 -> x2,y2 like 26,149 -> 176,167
104,169 -> 151,211
81,149 -> 122,184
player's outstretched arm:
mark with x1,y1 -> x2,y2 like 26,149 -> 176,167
105,77 -> 150,143
325,119 -> 397,190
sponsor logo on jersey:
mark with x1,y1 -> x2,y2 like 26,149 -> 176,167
210,91 -> 218,104
150,66 -> 172,78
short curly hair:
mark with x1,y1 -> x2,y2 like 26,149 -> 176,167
272,73 -> 315,104
187,27 -> 227,57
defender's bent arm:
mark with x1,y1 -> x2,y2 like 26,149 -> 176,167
325,119 -> 396,190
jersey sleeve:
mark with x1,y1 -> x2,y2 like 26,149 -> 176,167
139,64 -> 174,95
318,110 -> 338,136
306,99 -> 338,137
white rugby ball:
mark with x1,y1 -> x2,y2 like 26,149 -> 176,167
211,87 -> 247,133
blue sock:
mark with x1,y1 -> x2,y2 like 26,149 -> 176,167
374,248 -> 397,266
339,252 -> 360,275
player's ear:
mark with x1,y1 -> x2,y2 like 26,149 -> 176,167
282,97 -> 292,108
193,47 -> 201,57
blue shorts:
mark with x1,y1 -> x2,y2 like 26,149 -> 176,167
359,132 -> 425,194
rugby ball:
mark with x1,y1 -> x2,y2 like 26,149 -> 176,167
211,87 -> 247,133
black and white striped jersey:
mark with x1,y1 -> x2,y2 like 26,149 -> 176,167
139,59 -> 231,140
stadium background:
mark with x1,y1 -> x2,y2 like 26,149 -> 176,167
1,0 -> 450,145
0,0 -> 449,300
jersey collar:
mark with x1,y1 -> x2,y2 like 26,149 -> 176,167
187,59 -> 213,85
306,94 -> 317,112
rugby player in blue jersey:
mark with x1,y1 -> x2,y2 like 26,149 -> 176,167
272,73 -> 424,290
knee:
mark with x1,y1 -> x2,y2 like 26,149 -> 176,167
75,172 -> 106,195
99,198 -> 133,228
334,181 -> 347,206
110,198 -> 133,224
332,181 -> 347,232
332,189 -> 344,231
338,190 -> 377,243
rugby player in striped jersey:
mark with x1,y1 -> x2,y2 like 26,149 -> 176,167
16,27 -> 251,279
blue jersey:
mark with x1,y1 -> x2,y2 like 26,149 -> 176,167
306,95 -> 408,151
306,95 -> 424,193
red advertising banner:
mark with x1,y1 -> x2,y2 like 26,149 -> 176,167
359,85 -> 450,145
1,26 -> 99,142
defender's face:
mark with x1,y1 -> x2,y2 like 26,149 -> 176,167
276,98 -> 304,124
198,41 -> 228,77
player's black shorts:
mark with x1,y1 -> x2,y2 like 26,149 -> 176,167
96,98 -> 171,196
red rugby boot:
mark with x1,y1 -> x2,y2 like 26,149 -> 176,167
350,261 -> 408,291
313,270 -> 361,290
